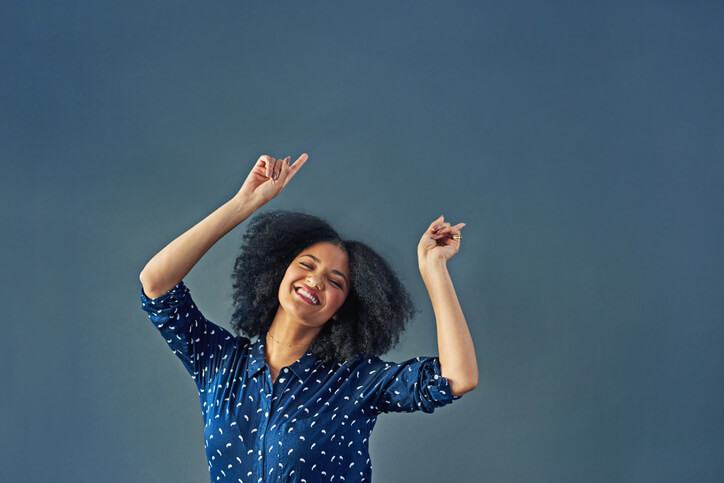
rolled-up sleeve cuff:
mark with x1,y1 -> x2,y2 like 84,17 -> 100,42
419,357 -> 464,407
140,281 -> 189,321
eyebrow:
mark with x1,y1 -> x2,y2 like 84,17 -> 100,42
300,254 -> 349,286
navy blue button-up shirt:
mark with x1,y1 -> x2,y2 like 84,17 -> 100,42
140,281 -> 462,482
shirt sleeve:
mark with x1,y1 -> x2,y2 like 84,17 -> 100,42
140,281 -> 244,390
355,354 -> 464,415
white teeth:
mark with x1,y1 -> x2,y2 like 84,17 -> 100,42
297,287 -> 319,305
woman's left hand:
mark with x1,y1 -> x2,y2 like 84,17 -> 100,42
417,215 -> 466,265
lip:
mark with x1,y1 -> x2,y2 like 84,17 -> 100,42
295,285 -> 321,305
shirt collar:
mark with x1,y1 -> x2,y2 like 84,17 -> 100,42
246,332 -> 320,380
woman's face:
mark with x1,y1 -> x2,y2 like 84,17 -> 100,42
277,242 -> 351,327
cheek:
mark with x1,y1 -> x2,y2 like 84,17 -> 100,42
282,268 -> 300,286
331,291 -> 348,310
279,272 -> 295,298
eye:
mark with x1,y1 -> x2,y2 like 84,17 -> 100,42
299,261 -> 344,289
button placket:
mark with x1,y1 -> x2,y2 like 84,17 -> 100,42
259,365 -> 274,481
274,367 -> 292,391
269,367 -> 295,482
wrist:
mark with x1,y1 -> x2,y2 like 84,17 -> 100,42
418,256 -> 447,275
227,193 -> 264,222
231,191 -> 265,210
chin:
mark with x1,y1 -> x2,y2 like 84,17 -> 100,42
279,303 -> 327,328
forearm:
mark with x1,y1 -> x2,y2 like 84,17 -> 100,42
140,194 -> 262,298
419,258 -> 478,396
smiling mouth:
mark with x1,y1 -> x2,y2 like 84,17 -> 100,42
295,286 -> 320,305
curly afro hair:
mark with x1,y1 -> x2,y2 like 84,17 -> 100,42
230,210 -> 417,364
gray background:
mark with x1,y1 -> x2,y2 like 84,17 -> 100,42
2,1 -> 723,482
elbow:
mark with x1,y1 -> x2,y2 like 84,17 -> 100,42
139,272 -> 150,297
443,363 -> 479,397
450,378 -> 478,397
139,270 -> 151,290
139,270 -> 160,298
459,366 -> 479,395
466,379 -> 479,394
139,264 -> 151,283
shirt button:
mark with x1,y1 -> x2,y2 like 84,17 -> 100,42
265,412 -> 269,418
283,368 -> 289,373
434,374 -> 439,380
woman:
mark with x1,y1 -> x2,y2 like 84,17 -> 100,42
139,153 -> 478,482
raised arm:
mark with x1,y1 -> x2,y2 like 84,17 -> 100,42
417,215 -> 478,397
139,153 -> 308,298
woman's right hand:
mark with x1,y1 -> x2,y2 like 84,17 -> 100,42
235,153 -> 309,205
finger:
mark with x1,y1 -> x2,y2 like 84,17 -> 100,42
432,224 -> 457,239
439,222 -> 465,231
428,215 -> 445,231
447,233 -> 462,242
261,156 -> 272,178
280,156 -> 295,187
291,153 -> 309,172
443,224 -> 465,240
432,222 -> 452,233
256,155 -> 271,177
283,153 -> 309,185
433,220 -> 466,232
269,158 -> 281,179
273,156 -> 289,180
280,156 -> 291,179
273,156 -> 282,179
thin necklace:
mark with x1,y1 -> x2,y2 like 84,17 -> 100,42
266,331 -> 309,349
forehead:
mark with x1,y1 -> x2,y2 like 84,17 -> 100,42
296,242 -> 349,271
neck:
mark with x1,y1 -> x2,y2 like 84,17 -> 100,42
264,307 -> 321,364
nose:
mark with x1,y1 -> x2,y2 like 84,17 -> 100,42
306,273 -> 323,290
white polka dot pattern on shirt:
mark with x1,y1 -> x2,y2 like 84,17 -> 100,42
141,281 -> 462,482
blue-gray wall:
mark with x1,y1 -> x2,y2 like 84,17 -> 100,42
2,1 -> 722,482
